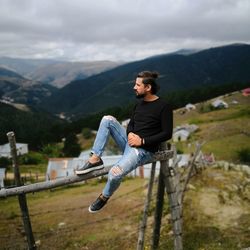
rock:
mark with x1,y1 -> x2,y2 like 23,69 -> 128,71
241,165 -> 250,176
35,240 -> 41,246
187,184 -> 196,190
58,222 -> 66,228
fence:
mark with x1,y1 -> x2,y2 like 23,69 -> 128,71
0,132 -> 204,250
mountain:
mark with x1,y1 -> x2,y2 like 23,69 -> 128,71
0,67 -> 58,105
28,60 -> 123,88
0,57 -> 123,88
38,44 -> 250,118
0,67 -> 25,79
0,57 -> 61,75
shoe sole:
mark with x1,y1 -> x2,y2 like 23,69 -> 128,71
88,206 -> 101,213
75,165 -> 104,175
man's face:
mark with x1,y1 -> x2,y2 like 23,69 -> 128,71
134,77 -> 148,98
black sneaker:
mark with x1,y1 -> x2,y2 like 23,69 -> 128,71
89,194 -> 109,213
75,158 -> 104,175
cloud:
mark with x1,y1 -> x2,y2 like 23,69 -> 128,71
0,0 -> 249,61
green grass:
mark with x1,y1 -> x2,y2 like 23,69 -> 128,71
0,172 -> 249,249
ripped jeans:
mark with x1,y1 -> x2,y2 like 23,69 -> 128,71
91,115 -> 153,198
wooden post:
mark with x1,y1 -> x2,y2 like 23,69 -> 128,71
151,142 -> 169,249
151,161 -> 165,249
137,162 -> 156,250
181,142 -> 204,204
7,132 -> 37,250
152,143 -> 183,250
163,159 -> 183,250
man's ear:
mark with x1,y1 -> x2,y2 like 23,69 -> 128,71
145,84 -> 151,92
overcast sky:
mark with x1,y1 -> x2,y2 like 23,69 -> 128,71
0,0 -> 249,62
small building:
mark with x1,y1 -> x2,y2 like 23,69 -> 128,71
185,103 -> 196,111
0,168 -> 6,188
46,154 -> 122,180
173,129 -> 190,142
46,158 -> 82,180
211,99 -> 228,109
0,143 -> 28,158
242,88 -> 250,97
173,124 -> 198,142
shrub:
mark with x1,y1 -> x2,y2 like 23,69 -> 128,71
81,128 -> 92,139
237,148 -> 250,163
19,152 -> 46,165
41,143 -> 63,158
63,133 -> 81,157
0,157 -> 11,168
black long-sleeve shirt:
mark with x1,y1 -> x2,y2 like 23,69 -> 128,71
127,98 -> 173,153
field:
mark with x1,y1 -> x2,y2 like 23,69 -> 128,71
0,167 -> 250,249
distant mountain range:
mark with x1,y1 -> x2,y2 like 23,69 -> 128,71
0,67 -> 57,105
27,60 -> 123,88
1,44 -> 249,118
37,43 -> 250,118
0,57 -> 123,88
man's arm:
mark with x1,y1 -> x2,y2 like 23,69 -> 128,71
126,104 -> 136,135
143,104 -> 173,145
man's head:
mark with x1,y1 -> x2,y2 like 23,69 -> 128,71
134,71 -> 160,98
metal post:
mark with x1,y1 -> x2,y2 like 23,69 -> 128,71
7,132 -> 36,250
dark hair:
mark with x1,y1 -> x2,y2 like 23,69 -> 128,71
137,71 -> 160,94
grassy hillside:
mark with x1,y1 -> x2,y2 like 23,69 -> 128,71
173,90 -> 250,162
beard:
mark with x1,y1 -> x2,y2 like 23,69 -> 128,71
135,92 -> 145,99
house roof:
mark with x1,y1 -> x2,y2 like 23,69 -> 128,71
0,143 -> 28,152
242,88 -> 250,96
212,99 -> 228,108
173,129 -> 190,137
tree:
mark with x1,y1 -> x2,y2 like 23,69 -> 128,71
81,128 -> 92,139
62,133 -> 81,157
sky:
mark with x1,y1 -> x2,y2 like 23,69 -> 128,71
0,0 -> 249,62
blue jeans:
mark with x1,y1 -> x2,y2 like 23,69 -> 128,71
91,115 -> 153,198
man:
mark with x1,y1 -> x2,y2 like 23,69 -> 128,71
76,71 -> 173,213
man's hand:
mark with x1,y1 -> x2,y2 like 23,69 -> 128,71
128,132 -> 142,147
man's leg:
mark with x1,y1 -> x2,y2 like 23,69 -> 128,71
76,115 -> 127,174
91,115 -> 127,157
89,145 -> 153,212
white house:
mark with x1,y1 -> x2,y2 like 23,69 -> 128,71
185,103 -> 196,111
46,154 -> 123,180
0,168 -> 6,188
46,158 -> 82,180
173,124 -> 199,142
173,129 -> 190,142
211,99 -> 228,109
173,124 -> 198,134
0,143 -> 28,158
